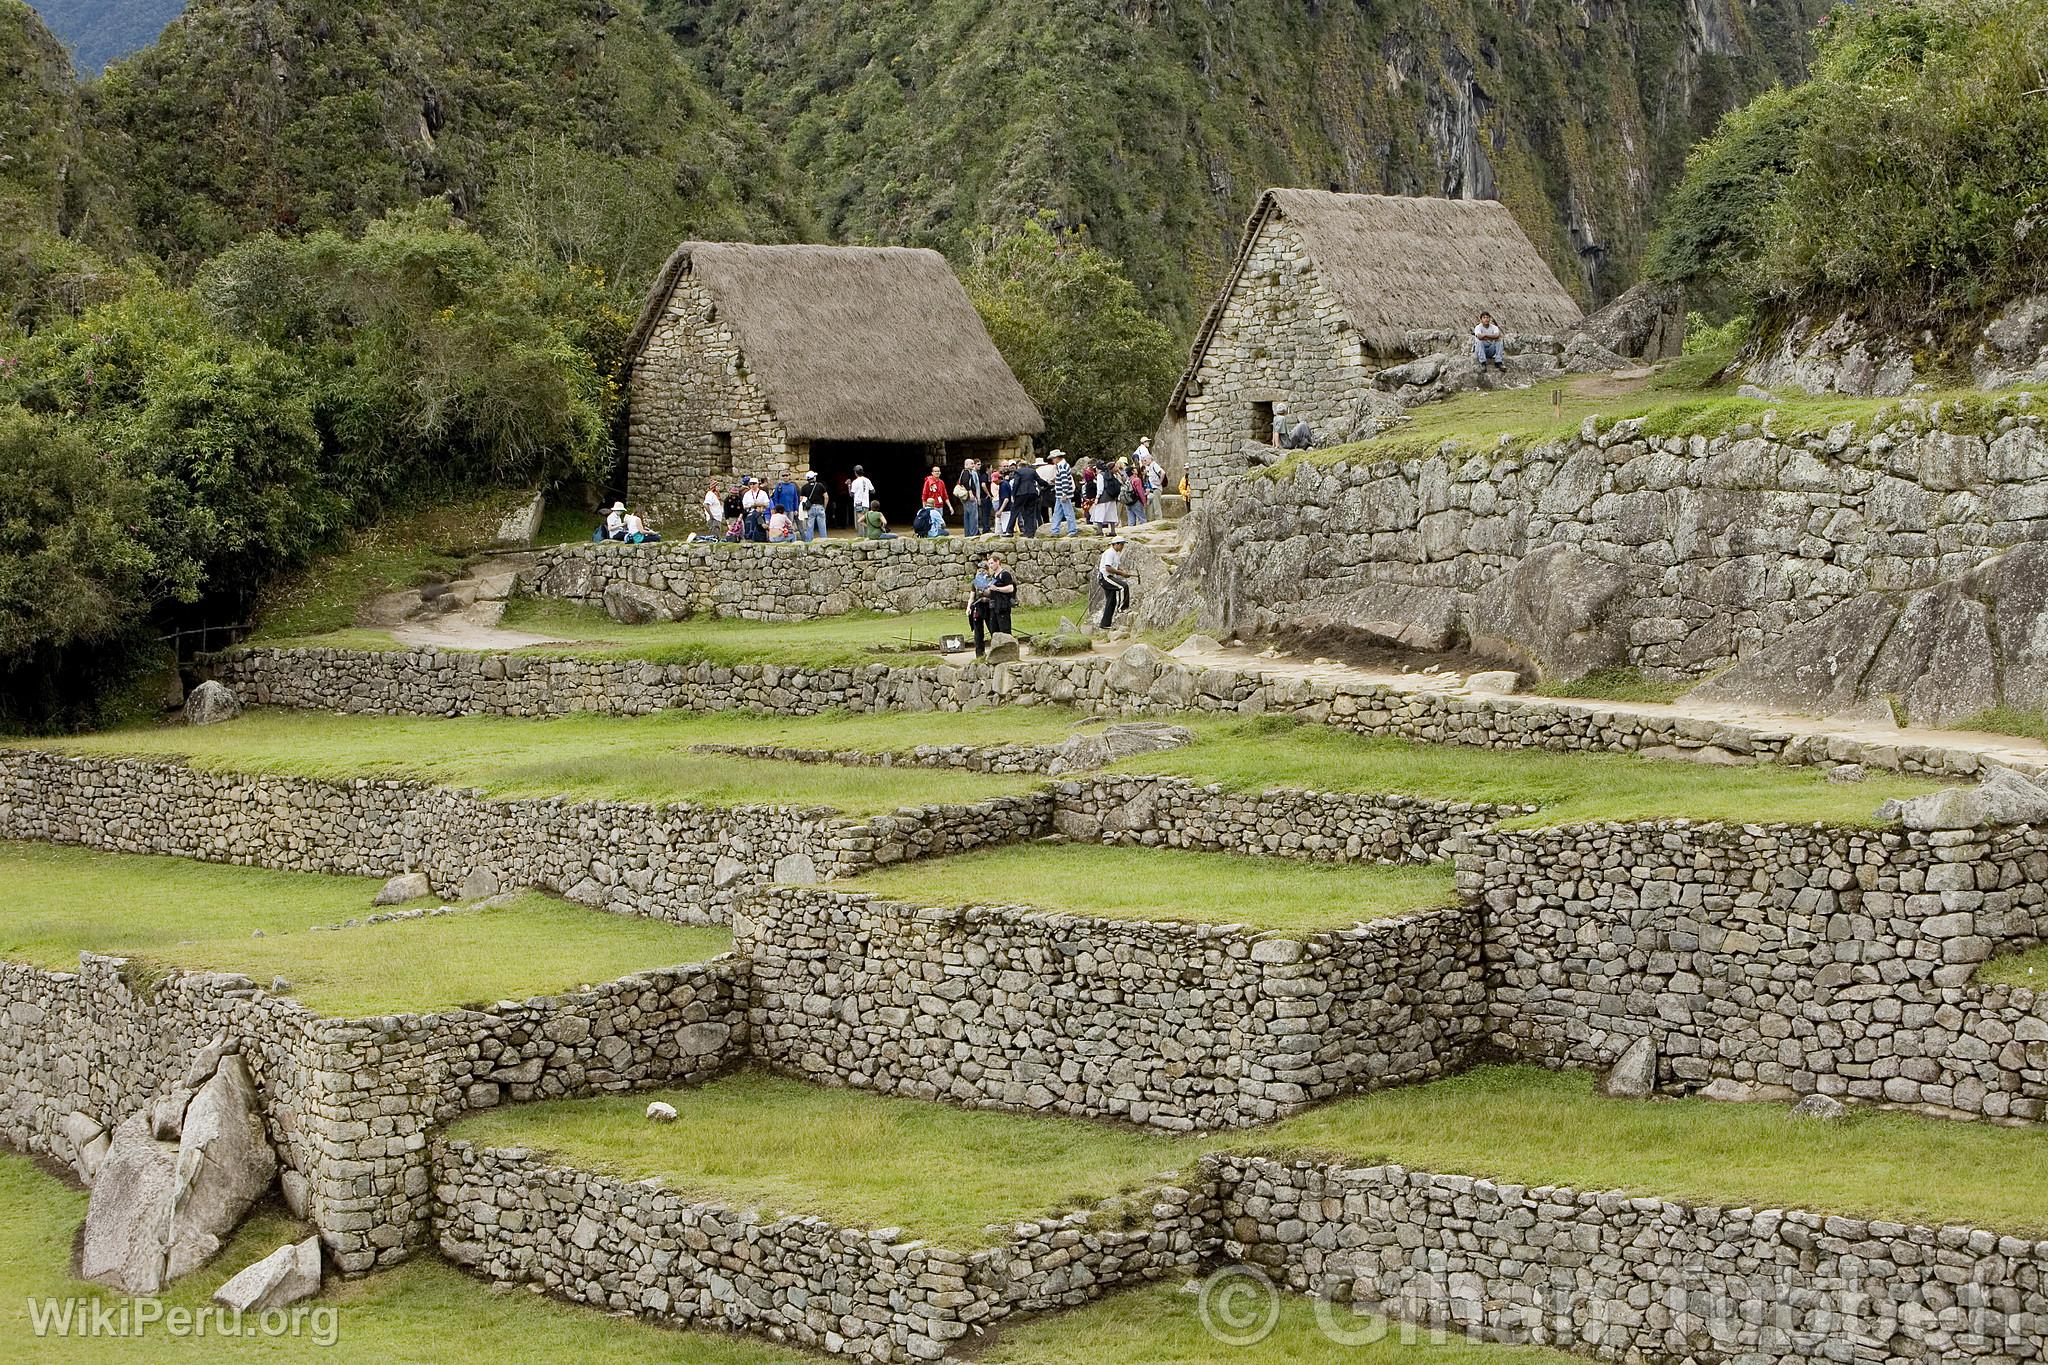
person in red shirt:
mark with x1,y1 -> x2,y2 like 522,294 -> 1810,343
920,464 -> 952,516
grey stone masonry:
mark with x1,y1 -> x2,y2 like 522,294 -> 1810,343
0,749 -> 1050,925
524,535 -> 1100,621
738,888 -> 1484,1130
207,644 -> 2020,781
1,953 -> 746,1274
1472,821 -> 2048,1121
433,1139 -> 1209,1362
1052,774 -> 1531,864
1213,1154 -> 2048,1363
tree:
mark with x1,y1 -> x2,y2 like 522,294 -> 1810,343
964,218 -> 1181,461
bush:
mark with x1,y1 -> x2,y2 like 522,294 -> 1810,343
964,218 -> 1181,461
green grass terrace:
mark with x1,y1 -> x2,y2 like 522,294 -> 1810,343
0,843 -> 730,1017
455,1066 -> 2048,1251
29,707 -> 1946,828
837,842 -> 1458,935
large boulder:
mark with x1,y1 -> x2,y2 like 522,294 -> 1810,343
372,872 -> 432,907
1569,280 -> 1687,362
214,1237 -> 324,1314
1688,594 -> 1898,715
80,1114 -> 185,1294
52,1110 -> 111,1186
601,581 -> 686,625
1974,294 -> 2048,389
1502,544 -> 1633,681
1744,311 -> 1917,397
1600,1037 -> 1658,1099
183,681 -> 243,727
493,491 -> 546,549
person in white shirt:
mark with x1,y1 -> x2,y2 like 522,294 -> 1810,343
603,502 -> 627,541
621,509 -> 662,543
1097,534 -> 1131,628
1472,311 -> 1506,371
850,465 -> 876,519
702,485 -> 724,535
741,478 -> 771,515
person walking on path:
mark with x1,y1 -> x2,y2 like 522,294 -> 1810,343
1122,458 -> 1149,526
1046,451 -> 1078,536
968,559 -> 995,657
1011,459 -> 1043,538
799,470 -> 830,542
1097,534 -> 1131,627
850,466 -> 877,524
984,551 -> 1016,640
1472,311 -> 1506,371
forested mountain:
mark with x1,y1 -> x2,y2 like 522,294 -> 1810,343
653,0 -> 1829,324
91,0 -> 815,283
27,0 -> 181,72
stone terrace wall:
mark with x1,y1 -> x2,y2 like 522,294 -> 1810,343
1052,774 -> 1529,864
524,535 -> 1100,621
1471,821 -> 2048,1121
207,644 -> 2013,781
1153,410 -> 2048,698
739,889 -> 1484,1130
434,1140 -> 1208,1362
0,750 -> 1049,925
1215,1154 -> 2048,1363
0,954 -> 747,1272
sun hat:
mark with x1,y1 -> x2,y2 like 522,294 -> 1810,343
607,502 -> 625,512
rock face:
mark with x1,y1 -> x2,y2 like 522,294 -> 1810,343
80,1046 -> 278,1294
1600,1037 -> 1658,1099
52,1110 -> 112,1185
1498,544 -> 1631,680
1977,295 -> 2048,389
601,581 -> 686,625
494,491 -> 546,549
1569,281 -> 1686,362
1744,311 -> 1919,396
183,681 -> 242,727
214,1237 -> 323,1314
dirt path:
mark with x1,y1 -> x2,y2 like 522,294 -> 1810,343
362,552 -> 574,652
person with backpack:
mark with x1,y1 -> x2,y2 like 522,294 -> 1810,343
1123,458 -> 1149,526
798,470 -> 829,542
1090,460 -> 1122,533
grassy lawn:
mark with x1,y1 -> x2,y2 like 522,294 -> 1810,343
1138,717 -> 1942,829
1269,355 -> 2044,472
1241,1065 -> 2048,1235
494,597 -> 1085,667
450,1064 -> 2048,1251
838,844 -> 1458,934
247,493 -> 540,644
0,843 -> 730,1018
1526,667 -> 1694,707
27,709 -> 1063,815
0,1153 -> 805,1363
982,1283 -> 1578,1364
451,1070 -> 1194,1249
1976,944 -> 2048,990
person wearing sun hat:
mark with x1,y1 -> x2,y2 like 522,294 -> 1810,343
1097,533 -> 1132,627
602,501 -> 628,541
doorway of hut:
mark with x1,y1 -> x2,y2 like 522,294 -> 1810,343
809,441 -> 936,530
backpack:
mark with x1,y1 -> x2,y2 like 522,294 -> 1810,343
1100,471 -> 1121,503
1012,472 -> 1040,508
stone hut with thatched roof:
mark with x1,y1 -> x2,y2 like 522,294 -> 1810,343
1163,190 -> 1584,495
624,242 -> 1044,523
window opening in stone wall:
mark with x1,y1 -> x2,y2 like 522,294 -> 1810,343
1251,400 -> 1274,442
713,431 -> 733,474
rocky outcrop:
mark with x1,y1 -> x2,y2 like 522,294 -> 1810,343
1569,280 -> 1687,362
1978,295 -> 2048,389
182,681 -> 242,727
214,1237 -> 324,1313
1748,294 -> 2048,396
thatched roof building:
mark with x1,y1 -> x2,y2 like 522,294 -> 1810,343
1162,189 -> 1583,495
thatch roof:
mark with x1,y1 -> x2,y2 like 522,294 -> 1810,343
627,243 -> 1044,443
1173,189 -> 1585,407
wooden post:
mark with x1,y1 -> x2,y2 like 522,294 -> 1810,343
1552,388 -> 1564,421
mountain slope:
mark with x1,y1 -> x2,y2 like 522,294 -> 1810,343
655,0 -> 1828,325
93,0 -> 814,278
27,0 -> 182,72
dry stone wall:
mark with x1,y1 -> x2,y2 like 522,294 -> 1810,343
1472,821 -> 2048,1121
524,536 -> 1100,621
738,888 -> 1485,1130
434,1140 -> 1208,1362
209,644 -> 2010,781
0,749 -> 1049,925
1153,408 -> 2048,710
1215,1154 -> 2048,1363
0,954 -> 747,1273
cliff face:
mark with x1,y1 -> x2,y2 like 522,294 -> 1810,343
26,0 -> 182,72
653,0 -> 1829,326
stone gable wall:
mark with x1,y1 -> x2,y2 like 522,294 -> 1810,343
207,644 -> 2012,781
0,749 -> 1050,925
0,954 -> 747,1273
524,535 -> 1101,621
738,888 -> 1485,1130
1214,1154 -> 2048,1363
1472,821 -> 2048,1121
433,1140 -> 1208,1363
628,271 -> 789,513
1157,412 -> 2048,705
1183,217 -> 1369,494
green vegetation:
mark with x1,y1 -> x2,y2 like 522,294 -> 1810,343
1653,0 -> 2048,334
454,1064 -> 2048,1245
841,844 -> 1458,934
964,217 -> 1182,461
1244,1064 -> 2048,1235
1528,667 -> 1694,706
982,1284 -> 1578,1365
1975,944 -> 2048,990
453,1069 -> 1192,1248
0,841 -> 730,1017
1127,717 -> 1942,828
29,708 -> 1060,814
0,1152 -> 806,1363
1955,706 -> 2048,744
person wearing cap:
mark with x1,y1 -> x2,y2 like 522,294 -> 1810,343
1097,534 -> 1132,628
1046,450 -> 1077,537
741,477 -> 771,517
602,502 -> 628,541
799,469 -> 829,542
849,465 -> 876,522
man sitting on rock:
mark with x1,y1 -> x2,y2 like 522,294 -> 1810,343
1473,311 -> 1507,372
